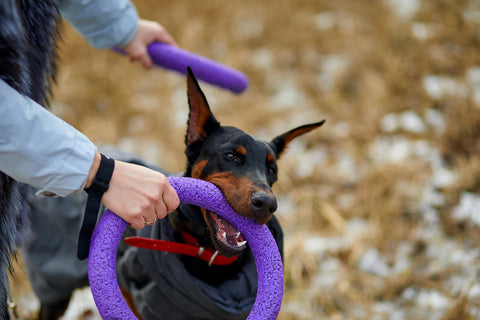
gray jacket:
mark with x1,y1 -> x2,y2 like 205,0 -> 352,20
0,0 -> 138,197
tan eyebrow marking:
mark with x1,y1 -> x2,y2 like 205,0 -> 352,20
235,146 -> 247,155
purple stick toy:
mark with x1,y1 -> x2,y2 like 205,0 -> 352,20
113,42 -> 249,94
88,176 -> 284,320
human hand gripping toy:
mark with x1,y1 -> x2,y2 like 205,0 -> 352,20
113,41 -> 249,94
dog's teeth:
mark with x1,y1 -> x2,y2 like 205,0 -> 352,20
237,240 -> 247,247
236,231 -> 241,238
222,231 -> 227,239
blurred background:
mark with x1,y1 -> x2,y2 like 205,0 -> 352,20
10,0 -> 480,319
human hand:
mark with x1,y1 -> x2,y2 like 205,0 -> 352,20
123,19 -> 177,69
86,154 -> 180,229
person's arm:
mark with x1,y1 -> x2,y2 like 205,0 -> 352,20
0,79 -> 179,228
60,0 -> 176,69
0,79 -> 96,196
60,0 -> 139,49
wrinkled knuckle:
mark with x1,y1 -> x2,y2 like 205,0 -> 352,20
157,209 -> 168,219
157,174 -> 168,184
132,210 -> 144,220
148,189 -> 163,202
136,202 -> 150,214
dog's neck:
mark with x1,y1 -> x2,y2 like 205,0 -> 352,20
169,203 -> 214,248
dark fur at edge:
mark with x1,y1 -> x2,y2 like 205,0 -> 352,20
0,0 -> 62,317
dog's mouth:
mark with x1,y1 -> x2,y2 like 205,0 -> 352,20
204,210 -> 247,257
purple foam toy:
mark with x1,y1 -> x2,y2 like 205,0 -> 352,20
88,176 -> 284,320
113,42 -> 249,94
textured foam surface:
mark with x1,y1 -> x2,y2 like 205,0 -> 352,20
88,176 -> 284,320
113,42 -> 249,94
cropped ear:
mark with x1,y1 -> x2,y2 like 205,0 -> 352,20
269,120 -> 325,158
186,67 -> 220,146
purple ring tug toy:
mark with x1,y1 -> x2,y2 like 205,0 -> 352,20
113,42 -> 249,94
88,176 -> 284,320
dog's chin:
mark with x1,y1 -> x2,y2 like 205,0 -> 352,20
205,211 -> 247,257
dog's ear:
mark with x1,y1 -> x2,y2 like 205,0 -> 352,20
186,67 -> 220,146
269,120 -> 325,158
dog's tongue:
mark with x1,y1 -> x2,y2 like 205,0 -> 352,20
210,212 -> 246,248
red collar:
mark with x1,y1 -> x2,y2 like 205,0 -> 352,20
124,231 -> 239,266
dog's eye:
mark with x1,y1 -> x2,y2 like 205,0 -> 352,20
225,152 -> 241,164
268,165 -> 276,177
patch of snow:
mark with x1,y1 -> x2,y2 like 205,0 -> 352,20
466,67 -> 480,108
336,192 -> 356,209
235,18 -> 263,40
411,22 -> 428,40
369,135 -> 444,167
381,113 -> 400,132
411,22 -> 440,41
373,302 -> 405,320
392,242 -> 413,274
399,111 -> 426,133
368,135 -> 414,164
452,192 -> 480,227
430,167 -> 456,188
358,248 -> 391,277
385,0 -> 421,19
303,235 -> 352,255
317,54 -> 348,92
271,82 -> 305,109
463,2 -> 480,24
314,12 -> 337,31
416,290 -> 450,310
468,283 -> 480,299
422,75 -> 468,100
296,148 -> 328,178
314,12 -> 356,33
418,185 -> 443,223
280,140 -> 328,178
127,115 -> 147,133
369,135 -> 411,164
313,258 -> 342,289
332,121 -> 351,138
252,48 -> 274,69
426,238 -> 480,268
334,152 -> 359,180
345,218 -> 371,241
276,195 -> 297,217
424,109 -> 446,133
466,67 -> 480,87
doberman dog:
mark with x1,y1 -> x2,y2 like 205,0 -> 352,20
29,67 -> 324,319
115,68 -> 324,319
180,67 -> 324,256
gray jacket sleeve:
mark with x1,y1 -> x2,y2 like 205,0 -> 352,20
0,80 -> 97,197
60,0 -> 139,49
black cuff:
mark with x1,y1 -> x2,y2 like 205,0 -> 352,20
77,153 -> 115,260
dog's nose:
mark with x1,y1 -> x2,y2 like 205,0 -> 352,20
250,191 -> 277,220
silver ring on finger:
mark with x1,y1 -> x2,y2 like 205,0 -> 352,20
144,217 -> 157,225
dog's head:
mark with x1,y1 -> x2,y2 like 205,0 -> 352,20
184,67 -> 324,256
